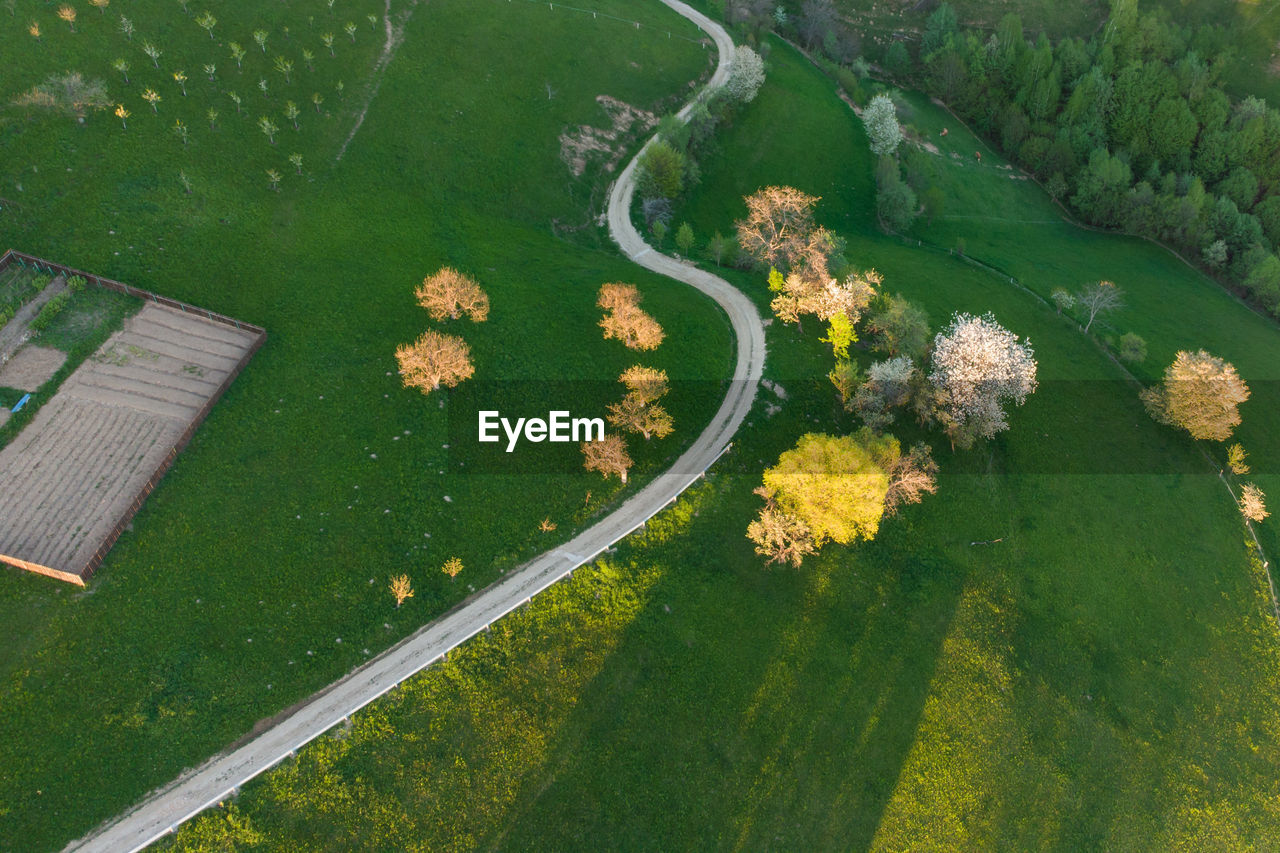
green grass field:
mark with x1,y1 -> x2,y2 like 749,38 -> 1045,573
165,31 -> 1280,851
0,1 -> 730,849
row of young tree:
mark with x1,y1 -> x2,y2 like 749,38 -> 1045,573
903,1 -> 1280,317
734,186 -> 1040,566
582,284 -> 674,486
15,4 -> 362,194
393,271 -> 677,500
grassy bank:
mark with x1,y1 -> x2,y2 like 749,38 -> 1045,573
167,32 -> 1280,851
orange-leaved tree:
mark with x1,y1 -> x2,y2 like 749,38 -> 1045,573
395,330 -> 474,394
415,267 -> 490,322
597,282 -> 664,350
582,434 -> 632,484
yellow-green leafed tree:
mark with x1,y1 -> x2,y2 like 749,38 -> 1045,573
389,574 -> 413,608
750,430 -> 938,566
607,366 -> 673,440
762,430 -> 900,547
1141,349 -> 1250,441
1228,443 -> 1250,475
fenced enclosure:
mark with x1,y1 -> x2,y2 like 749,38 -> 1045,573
0,250 -> 266,584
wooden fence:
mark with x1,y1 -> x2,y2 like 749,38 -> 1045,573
0,249 -> 266,337
0,249 -> 266,584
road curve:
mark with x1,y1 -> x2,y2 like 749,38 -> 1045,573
66,4 -> 762,851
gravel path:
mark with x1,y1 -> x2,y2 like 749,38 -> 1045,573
66,3 -> 762,850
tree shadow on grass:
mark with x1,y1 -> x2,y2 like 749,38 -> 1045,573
485,478 -> 967,851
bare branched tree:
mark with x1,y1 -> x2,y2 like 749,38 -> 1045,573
735,186 -> 821,272
583,434 -> 632,484
395,330 -> 475,394
1077,280 -> 1123,333
1239,483 -> 1269,522
747,487 -> 817,568
597,283 -> 664,350
415,267 -> 489,322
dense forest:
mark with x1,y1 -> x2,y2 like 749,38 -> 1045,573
910,0 -> 1280,315
726,0 -> 1280,318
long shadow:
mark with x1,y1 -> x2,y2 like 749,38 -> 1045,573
482,472 -> 967,851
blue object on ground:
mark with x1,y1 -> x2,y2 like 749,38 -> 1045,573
11,393 -> 31,413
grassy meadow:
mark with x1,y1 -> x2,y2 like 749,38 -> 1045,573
165,30 -> 1280,851
0,0 -> 730,849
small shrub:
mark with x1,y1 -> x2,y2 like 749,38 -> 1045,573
1118,332 -> 1147,364
1227,443 -> 1250,475
834,67 -> 862,103
1050,288 -> 1075,314
29,291 -> 70,332
67,274 -> 86,293
641,197 -> 672,227
651,220 -> 668,246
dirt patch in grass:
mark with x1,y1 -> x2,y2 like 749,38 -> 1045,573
0,347 -> 67,392
559,95 -> 657,177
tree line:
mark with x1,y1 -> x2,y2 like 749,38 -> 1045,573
634,45 -> 766,255
906,0 -> 1280,318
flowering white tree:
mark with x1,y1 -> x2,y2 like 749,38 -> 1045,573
862,94 -> 903,157
725,46 -> 766,103
926,313 -> 1037,448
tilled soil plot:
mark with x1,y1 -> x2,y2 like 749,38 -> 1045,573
0,303 -> 260,582
0,346 -> 68,391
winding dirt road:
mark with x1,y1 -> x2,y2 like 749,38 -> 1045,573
66,2 -> 762,850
